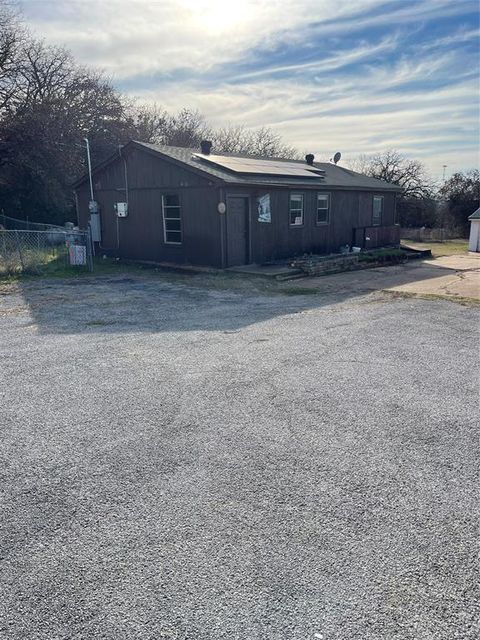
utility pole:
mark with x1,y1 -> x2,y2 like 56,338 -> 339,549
84,138 -> 95,202
442,165 -> 447,181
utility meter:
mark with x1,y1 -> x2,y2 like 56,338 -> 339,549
116,202 -> 128,217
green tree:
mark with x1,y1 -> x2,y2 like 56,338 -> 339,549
439,170 -> 480,235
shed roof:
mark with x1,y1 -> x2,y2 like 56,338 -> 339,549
135,142 -> 403,192
468,207 -> 480,220
74,140 -> 403,192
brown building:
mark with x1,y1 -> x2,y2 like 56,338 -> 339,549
74,140 -> 402,268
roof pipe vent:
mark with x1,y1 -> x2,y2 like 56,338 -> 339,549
200,140 -> 212,155
305,153 -> 315,165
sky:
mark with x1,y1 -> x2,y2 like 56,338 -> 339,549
20,0 -> 480,179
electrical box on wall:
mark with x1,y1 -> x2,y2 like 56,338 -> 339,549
115,202 -> 128,217
89,213 -> 101,242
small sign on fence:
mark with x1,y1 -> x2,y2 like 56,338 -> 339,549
68,244 -> 87,266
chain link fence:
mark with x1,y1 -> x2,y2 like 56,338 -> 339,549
0,229 -> 93,276
0,212 -> 70,232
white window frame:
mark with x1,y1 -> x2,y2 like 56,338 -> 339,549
372,195 -> 383,226
289,193 -> 304,227
162,194 -> 182,244
316,193 -> 330,225
393,194 -> 399,225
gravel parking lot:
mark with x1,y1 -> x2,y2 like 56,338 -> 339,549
1,275 -> 479,640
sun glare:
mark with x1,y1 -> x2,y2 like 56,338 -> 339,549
181,0 -> 252,33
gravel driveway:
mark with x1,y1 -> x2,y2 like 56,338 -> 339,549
1,276 -> 479,640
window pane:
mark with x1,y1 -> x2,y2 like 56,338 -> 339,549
373,196 -> 383,225
290,212 -> 303,225
164,206 -> 181,217
317,193 -> 329,224
166,219 -> 181,231
317,209 -> 328,223
289,194 -> 303,225
164,195 -> 179,207
163,194 -> 182,243
373,196 -> 383,215
166,231 -> 182,243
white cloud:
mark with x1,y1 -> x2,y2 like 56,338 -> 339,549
19,0 -> 480,176
132,55 -> 479,177
21,0 -> 475,78
230,34 -> 401,81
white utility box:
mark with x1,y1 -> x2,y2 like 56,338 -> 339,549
116,202 -> 128,217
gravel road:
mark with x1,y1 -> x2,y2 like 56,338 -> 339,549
1,276 -> 479,640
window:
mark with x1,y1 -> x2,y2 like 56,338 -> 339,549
162,194 -> 182,244
289,193 -> 304,226
372,195 -> 383,226
316,193 -> 330,225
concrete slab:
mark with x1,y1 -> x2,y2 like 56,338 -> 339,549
389,269 -> 480,300
227,263 -> 300,278
422,254 -> 480,271
284,256 -> 480,301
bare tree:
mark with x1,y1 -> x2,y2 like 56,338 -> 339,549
212,123 -> 298,158
0,0 -> 26,112
244,126 -> 298,159
160,108 -> 212,148
129,107 -> 299,158
130,102 -> 168,143
348,150 -> 438,228
212,124 -> 250,153
349,149 -> 433,198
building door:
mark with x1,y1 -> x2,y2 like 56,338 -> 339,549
226,196 -> 249,266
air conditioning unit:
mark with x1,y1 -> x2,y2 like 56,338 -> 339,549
116,202 -> 128,217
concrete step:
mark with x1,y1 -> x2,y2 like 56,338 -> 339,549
275,271 -> 306,282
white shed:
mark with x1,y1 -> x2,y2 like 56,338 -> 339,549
468,207 -> 480,252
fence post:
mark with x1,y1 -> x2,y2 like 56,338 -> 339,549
87,227 -> 94,272
14,230 -> 25,270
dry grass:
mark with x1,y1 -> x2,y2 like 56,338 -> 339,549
386,289 -> 480,307
401,239 -> 469,258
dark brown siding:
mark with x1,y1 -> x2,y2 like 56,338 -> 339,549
76,148 -> 223,266
225,187 -> 398,264
358,191 -> 396,227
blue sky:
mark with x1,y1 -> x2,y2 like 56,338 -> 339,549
21,0 -> 479,178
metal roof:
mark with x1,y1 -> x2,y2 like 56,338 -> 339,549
134,142 -> 403,191
468,207 -> 480,220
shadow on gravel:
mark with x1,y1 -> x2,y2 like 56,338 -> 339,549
5,260 -> 465,335
8,275 -> 341,335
